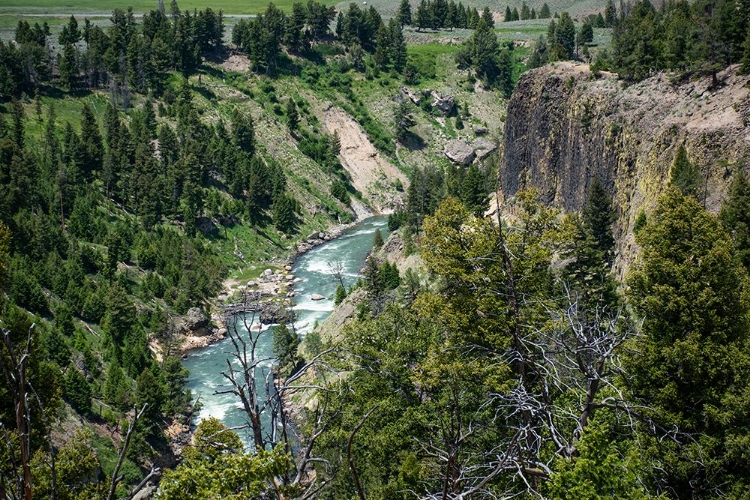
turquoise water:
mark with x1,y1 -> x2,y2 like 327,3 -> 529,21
183,216 -> 388,448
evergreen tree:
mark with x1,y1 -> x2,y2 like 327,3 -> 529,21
720,170 -> 750,270
540,3 -> 551,19
334,283 -> 347,305
285,98 -> 299,133
520,2 -> 531,20
627,188 -> 750,496
231,108 -> 254,155
272,194 -> 299,234
272,323 -> 300,373
389,18 -> 408,72
504,6 -> 512,22
394,97 -> 416,142
373,228 -> 384,250
582,177 -> 615,264
481,7 -> 494,28
104,360 -> 130,409
670,144 -> 700,197
398,0 -> 413,26
604,0 -> 617,27
579,20 -> 594,46
64,367 -> 92,416
741,26 -> 750,74
415,0 -> 431,31
135,367 -> 163,429
554,12 -> 576,60
460,163 -> 487,217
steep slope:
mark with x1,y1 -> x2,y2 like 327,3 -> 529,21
502,61 -> 750,263
317,102 -> 408,214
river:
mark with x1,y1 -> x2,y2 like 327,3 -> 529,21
183,216 -> 388,447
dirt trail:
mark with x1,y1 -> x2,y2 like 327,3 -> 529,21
318,104 -> 407,213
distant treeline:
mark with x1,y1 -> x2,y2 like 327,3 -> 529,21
603,0 -> 750,81
527,0 -> 750,82
0,0 -> 499,100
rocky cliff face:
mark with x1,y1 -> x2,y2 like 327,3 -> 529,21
502,61 -> 750,264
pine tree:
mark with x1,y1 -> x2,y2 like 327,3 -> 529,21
415,0 -> 430,32
481,7 -> 494,28
135,367 -> 163,428
627,188 -> 750,496
520,2 -> 531,20
539,3 -> 551,19
741,26 -> 750,74
394,97 -> 416,142
582,177 -> 615,263
389,18 -> 407,72
272,194 -> 298,234
398,0 -> 413,26
104,360 -> 130,410
334,284 -> 347,305
604,0 -> 617,27
670,144 -> 700,197
554,12 -> 576,60
272,323 -> 300,373
720,170 -> 750,270
285,98 -> 299,133
373,228 -> 384,250
65,367 -> 92,415
504,6 -> 512,22
461,163 -> 487,217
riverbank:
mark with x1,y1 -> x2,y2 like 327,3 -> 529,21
176,215 -> 383,356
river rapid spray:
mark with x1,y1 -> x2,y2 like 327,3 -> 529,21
182,216 -> 388,446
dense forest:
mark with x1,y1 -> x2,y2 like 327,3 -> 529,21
1,0 -> 750,498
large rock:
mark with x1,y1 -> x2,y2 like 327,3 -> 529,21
444,140 -> 476,165
259,301 -> 294,324
473,138 -> 497,161
185,307 -> 209,335
431,91 -> 455,116
401,86 -> 425,105
310,293 -> 325,301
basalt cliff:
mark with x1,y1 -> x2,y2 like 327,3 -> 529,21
502,61 -> 750,265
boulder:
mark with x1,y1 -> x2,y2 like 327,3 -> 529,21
401,86 -> 423,105
473,125 -> 488,135
444,140 -> 476,165
473,138 -> 498,161
431,91 -> 455,116
259,301 -> 294,324
184,307 -> 209,336
311,293 -> 325,301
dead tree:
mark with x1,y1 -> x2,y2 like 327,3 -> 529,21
0,325 -> 35,500
217,290 -> 340,498
106,403 -> 150,500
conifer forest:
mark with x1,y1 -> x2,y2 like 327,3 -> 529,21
1,0 -> 750,498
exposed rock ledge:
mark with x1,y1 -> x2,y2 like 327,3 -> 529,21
502,61 -> 750,267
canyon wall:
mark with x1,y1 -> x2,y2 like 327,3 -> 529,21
502,61 -> 750,264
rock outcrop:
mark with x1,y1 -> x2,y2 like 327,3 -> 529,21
502,62 -> 750,264
444,139 -> 476,165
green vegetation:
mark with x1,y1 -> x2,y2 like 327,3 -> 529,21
0,0 -> 337,15
8,0 -> 750,498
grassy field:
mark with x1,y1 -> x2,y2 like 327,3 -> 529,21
0,0 -> 337,16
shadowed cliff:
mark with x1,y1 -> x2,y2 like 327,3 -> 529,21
502,61 -> 750,264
